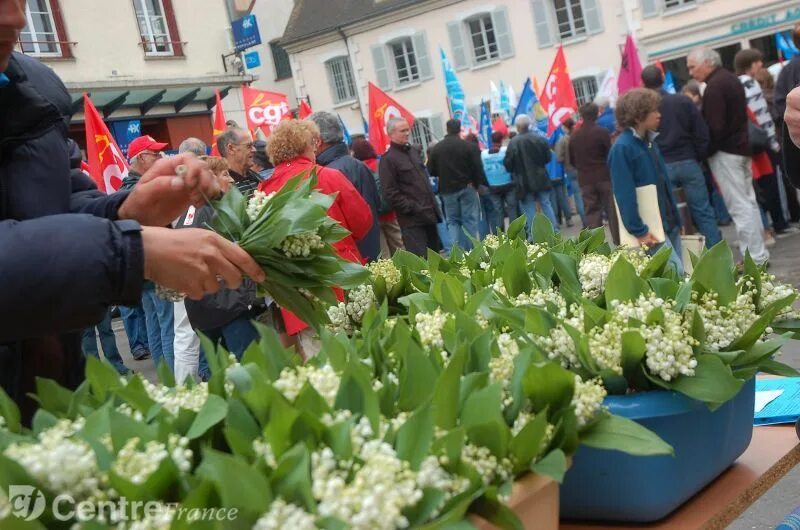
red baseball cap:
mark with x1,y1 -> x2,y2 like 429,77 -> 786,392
128,135 -> 168,160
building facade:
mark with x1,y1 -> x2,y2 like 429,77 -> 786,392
16,0 -> 258,153
281,0 -> 800,151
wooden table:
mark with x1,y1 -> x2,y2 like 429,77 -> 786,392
561,425 -> 800,530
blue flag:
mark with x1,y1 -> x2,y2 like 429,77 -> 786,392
546,126 -> 565,182
664,70 -> 677,94
440,47 -> 468,129
362,116 -> 369,136
512,78 -> 548,133
777,32 -> 799,60
479,101 -> 492,148
499,80 -> 510,118
338,114 -> 351,145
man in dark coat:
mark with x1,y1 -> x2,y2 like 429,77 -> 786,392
785,87 -> 800,187
504,115 -> 557,236
775,23 -> 800,127
379,118 -> 442,256
0,8 -> 263,421
309,111 -> 381,262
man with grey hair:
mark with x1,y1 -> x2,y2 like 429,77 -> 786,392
309,111 -> 381,261
379,117 -> 442,255
218,127 -> 261,197
504,114 -> 557,237
178,137 -> 207,157
688,46 -> 769,263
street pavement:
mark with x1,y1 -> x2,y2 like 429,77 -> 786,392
100,220 -> 800,527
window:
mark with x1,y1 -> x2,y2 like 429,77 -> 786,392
390,38 -> 419,85
133,0 -> 181,56
326,56 -> 357,104
572,76 -> 598,106
553,0 -> 586,40
19,0 -> 69,57
663,0 -> 695,10
270,41 -> 292,80
411,118 -> 433,152
467,14 -> 499,64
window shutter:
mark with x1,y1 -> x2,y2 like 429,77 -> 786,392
582,0 -> 604,35
641,0 -> 660,18
371,44 -> 392,90
492,7 -> 514,59
447,21 -> 469,70
413,31 -> 433,81
530,0 -> 553,48
430,114 -> 445,140
324,61 -> 339,104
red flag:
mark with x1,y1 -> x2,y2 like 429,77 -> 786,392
84,94 -> 128,193
491,117 -> 509,137
367,82 -> 415,154
298,99 -> 313,119
210,89 -> 226,156
617,35 -> 643,96
654,60 -> 665,75
242,86 -> 290,137
539,47 -> 578,136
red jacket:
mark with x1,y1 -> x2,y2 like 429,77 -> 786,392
258,156 -> 373,334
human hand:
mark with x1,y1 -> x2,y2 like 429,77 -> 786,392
141,227 -> 265,300
636,232 -> 661,248
786,87 -> 800,148
118,154 -> 221,226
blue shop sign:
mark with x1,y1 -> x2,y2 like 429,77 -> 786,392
110,119 -> 141,157
232,14 -> 262,51
244,50 -> 261,69
731,7 -> 800,35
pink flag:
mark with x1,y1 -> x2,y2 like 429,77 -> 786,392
617,35 -> 643,96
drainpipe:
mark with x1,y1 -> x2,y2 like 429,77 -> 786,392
338,26 -> 367,129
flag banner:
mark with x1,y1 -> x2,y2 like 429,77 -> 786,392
84,93 -> 128,193
546,126 -> 566,181
338,114 -> 352,145
299,99 -> 313,119
440,48 -> 468,129
499,80 -> 511,119
511,77 -> 548,132
664,70 -> 677,94
777,32 -> 799,61
492,116 -> 509,138
368,82 -> 415,154
490,81 -> 501,112
597,66 -> 619,108
539,48 -> 578,135
507,83 -> 517,117
479,101 -> 492,148
242,87 -> 291,137
618,35 -> 643,96
210,89 -> 227,155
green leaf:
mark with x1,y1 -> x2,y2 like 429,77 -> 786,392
605,256 -> 644,303
186,394 -> 229,440
470,487 -> 524,530
461,383 -> 505,429
691,241 -> 736,305
531,448 -> 568,483
506,215 -> 528,240
156,358 -> 176,388
432,351 -> 466,429
649,277 -> 679,300
551,252 -> 581,295
621,330 -> 647,381
743,251 -> 762,308
728,296 -> 796,351
0,386 -> 21,433
85,355 -> 124,402
758,358 -> 800,377
669,354 -> 743,407
532,213 -> 555,245
34,377 -> 72,416
197,448 -> 272,514
113,376 -> 156,415
271,444 -> 315,511
640,244 -> 671,279
580,414 -> 674,456
522,362 -> 575,415
398,340 -> 438,412
509,411 -> 549,473
334,359 -> 380,432
501,248 -> 533,298
732,332 -> 792,368
396,403 -> 434,470
405,488 -> 448,527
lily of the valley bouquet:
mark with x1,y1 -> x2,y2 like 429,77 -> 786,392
208,170 -> 369,328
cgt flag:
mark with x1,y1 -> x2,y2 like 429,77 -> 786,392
538,47 -> 578,136
242,86 -> 291,137
368,82 -> 415,154
210,89 -> 226,155
298,99 -> 313,119
84,93 -> 128,193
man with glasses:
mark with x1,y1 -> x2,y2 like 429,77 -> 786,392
217,128 -> 262,197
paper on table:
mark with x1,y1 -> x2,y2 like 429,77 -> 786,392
754,378 -> 800,426
615,184 -> 666,248
754,389 -> 783,413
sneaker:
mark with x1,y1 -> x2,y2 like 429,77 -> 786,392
775,226 -> 800,238
132,349 -> 151,361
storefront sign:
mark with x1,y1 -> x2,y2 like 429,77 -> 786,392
244,50 -> 261,69
231,14 -> 261,51
731,7 -> 800,35
110,119 -> 141,157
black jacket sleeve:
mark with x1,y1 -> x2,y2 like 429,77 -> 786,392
689,101 -> 710,161
0,215 -> 144,341
784,122 -> 800,190
69,168 -> 132,219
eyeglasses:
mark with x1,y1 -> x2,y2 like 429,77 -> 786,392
233,142 -> 255,149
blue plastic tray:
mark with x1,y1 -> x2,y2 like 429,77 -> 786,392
560,378 -> 755,522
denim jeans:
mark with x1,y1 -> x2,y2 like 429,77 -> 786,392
82,308 -> 128,374
487,188 -> 518,233
119,305 -> 148,357
566,172 -> 585,226
197,317 -> 259,380
665,160 -> 722,248
549,179 -> 572,226
440,186 -> 481,251
478,193 -> 494,239
434,195 -> 451,256
649,226 -> 684,276
519,190 -> 559,237
141,287 -> 175,373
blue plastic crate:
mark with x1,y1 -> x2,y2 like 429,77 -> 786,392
560,378 -> 755,523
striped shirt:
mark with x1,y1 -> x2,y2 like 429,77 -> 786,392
229,169 -> 262,198
739,74 -> 779,152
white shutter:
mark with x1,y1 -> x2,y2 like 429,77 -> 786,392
447,21 -> 469,70
641,0 -> 660,18
583,0 -> 604,35
530,0 -> 553,48
491,7 -> 514,59
371,44 -> 392,90
413,31 -> 433,81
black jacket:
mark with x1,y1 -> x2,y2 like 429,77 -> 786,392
316,143 -> 381,262
379,142 -> 442,228
775,56 -> 800,125
426,134 -> 487,193
785,123 -> 800,189
702,67 -> 750,157
504,131 -> 552,195
0,52 -> 144,418
656,91 -> 710,163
